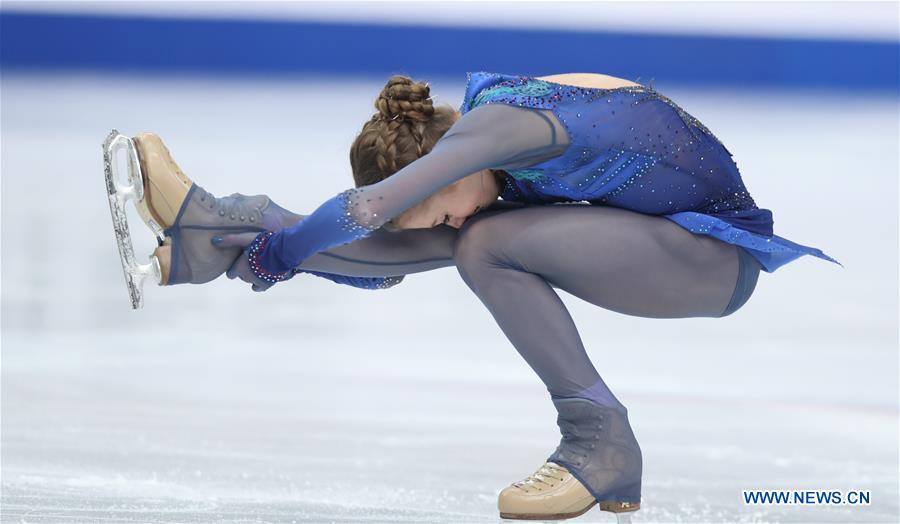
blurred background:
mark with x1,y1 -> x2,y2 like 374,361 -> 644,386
1,1 -> 897,522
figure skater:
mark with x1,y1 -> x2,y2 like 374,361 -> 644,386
109,71 -> 841,521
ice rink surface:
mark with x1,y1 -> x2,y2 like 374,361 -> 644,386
1,72 -> 897,523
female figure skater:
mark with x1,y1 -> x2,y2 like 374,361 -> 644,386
123,72 -> 841,521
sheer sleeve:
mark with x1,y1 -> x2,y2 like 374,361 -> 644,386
293,222 -> 459,276
292,223 -> 457,290
258,103 -> 570,274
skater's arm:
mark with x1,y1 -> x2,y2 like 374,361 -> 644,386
214,200 -> 524,291
255,103 -> 569,280
293,223 -> 458,276
289,200 -> 526,289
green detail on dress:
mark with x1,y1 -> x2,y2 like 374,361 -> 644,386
469,79 -> 555,110
505,168 -> 547,182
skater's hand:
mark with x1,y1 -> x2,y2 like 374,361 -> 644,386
212,232 -> 284,292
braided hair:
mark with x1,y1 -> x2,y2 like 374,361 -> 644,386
350,74 -> 458,187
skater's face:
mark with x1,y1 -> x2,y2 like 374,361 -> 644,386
386,169 -> 501,231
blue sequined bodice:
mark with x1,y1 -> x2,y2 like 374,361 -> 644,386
459,71 -> 841,273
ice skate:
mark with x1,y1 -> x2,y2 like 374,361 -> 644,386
499,398 -> 642,522
103,129 -> 302,308
498,461 -> 599,520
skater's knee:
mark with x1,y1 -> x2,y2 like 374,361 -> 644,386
454,215 -> 499,267
453,217 -> 511,287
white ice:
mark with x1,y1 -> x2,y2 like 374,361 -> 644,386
1,72 -> 897,523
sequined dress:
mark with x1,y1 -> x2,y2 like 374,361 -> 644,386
258,71 -> 841,281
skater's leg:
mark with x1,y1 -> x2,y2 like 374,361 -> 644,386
130,129 -> 528,284
126,130 -> 463,285
453,203 -> 758,405
454,203 -> 761,516
171,193 -> 505,284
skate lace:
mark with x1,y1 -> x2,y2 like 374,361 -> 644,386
197,187 -> 256,222
513,462 -> 567,490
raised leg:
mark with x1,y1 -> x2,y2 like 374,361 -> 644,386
105,128 -> 527,304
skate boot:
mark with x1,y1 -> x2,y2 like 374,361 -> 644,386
103,129 -> 302,308
498,398 -> 642,522
498,461 -> 598,520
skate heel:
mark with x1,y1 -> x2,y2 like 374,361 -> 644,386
599,503 -> 638,523
153,243 -> 172,286
598,499 -> 640,512
597,480 -> 641,522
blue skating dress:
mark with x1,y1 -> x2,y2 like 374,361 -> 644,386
462,71 -> 840,273
255,71 -> 841,283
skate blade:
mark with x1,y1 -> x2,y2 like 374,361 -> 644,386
103,129 -> 162,309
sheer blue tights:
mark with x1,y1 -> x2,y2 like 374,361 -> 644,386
452,202 -> 756,408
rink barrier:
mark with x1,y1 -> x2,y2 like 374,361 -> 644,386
0,11 -> 897,90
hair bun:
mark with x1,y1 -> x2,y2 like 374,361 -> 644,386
375,74 -> 435,123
